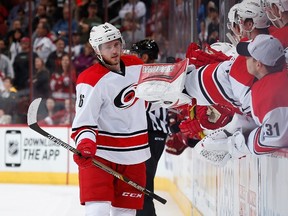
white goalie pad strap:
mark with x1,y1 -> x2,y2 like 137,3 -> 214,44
136,59 -> 192,108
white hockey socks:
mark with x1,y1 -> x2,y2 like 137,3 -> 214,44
111,207 -> 136,216
85,201 -> 111,216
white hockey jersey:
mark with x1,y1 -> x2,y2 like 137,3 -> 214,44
184,55 -> 254,114
71,55 -> 151,165
248,70 -> 288,155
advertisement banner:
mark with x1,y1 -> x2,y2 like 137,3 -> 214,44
0,127 -> 69,172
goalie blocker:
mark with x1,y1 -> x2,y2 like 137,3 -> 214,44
136,58 -> 192,108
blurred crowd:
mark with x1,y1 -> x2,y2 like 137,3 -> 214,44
0,0 -> 218,124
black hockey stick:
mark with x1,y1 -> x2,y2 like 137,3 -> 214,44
27,98 -> 167,205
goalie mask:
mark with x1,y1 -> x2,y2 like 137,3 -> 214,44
237,0 -> 270,34
89,22 -> 125,62
130,39 -> 159,60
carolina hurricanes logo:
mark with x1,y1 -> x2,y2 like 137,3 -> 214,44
114,83 -> 139,109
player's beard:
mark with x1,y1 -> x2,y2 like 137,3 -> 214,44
105,54 -> 120,66
102,54 -> 121,72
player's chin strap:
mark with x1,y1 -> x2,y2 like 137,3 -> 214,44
194,113 -> 257,167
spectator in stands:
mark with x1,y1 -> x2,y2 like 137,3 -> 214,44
50,54 -> 76,105
38,97 -> 58,123
0,47 -> 14,79
65,31 -> 83,60
0,108 -> 12,124
0,2 -> 9,38
119,0 -> 147,39
1,77 -> 17,99
32,3 -> 50,31
207,7 -> 220,44
5,19 -> 22,48
46,37 -> 67,74
145,0 -> 169,38
44,0 -> 58,26
33,22 -> 56,63
39,98 -> 75,125
198,20 -> 208,50
73,42 -> 96,75
9,7 -> 29,36
0,77 -> 17,120
33,57 -> 50,99
197,0 -> 206,34
205,1 -> 217,33
52,4 -> 78,45
78,2 -> 103,44
0,38 -> 9,56
31,16 -> 57,42
9,29 -> 23,64
7,0 -> 34,28
58,98 -> 75,125
13,37 -> 38,91
121,12 -> 145,49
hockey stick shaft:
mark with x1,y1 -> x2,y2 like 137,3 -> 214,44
27,99 -> 167,204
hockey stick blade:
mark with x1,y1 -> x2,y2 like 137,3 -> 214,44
27,98 -> 167,205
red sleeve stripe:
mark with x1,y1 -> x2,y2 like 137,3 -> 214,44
253,127 -> 278,155
71,127 -> 97,142
199,63 -> 238,107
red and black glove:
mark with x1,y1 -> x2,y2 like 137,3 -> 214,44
185,42 -> 231,68
73,138 -> 97,168
179,118 -> 203,140
165,133 -> 188,155
196,104 -> 236,130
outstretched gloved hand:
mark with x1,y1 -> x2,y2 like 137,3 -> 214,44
179,118 -> 203,140
73,138 -> 97,168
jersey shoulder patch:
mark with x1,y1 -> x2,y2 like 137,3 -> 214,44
76,64 -> 109,86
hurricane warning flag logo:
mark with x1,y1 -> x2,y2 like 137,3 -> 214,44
114,83 -> 139,109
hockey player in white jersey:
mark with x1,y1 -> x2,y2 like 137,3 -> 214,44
71,22 -> 150,216
202,34 -> 288,158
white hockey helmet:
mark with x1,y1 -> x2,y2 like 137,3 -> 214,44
89,22 -> 124,61
261,0 -> 288,12
237,0 -> 270,29
210,42 -> 233,53
260,0 -> 288,27
227,3 -> 240,29
210,42 -> 237,58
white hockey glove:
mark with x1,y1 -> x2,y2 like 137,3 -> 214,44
193,113 -> 256,166
203,129 -> 250,159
